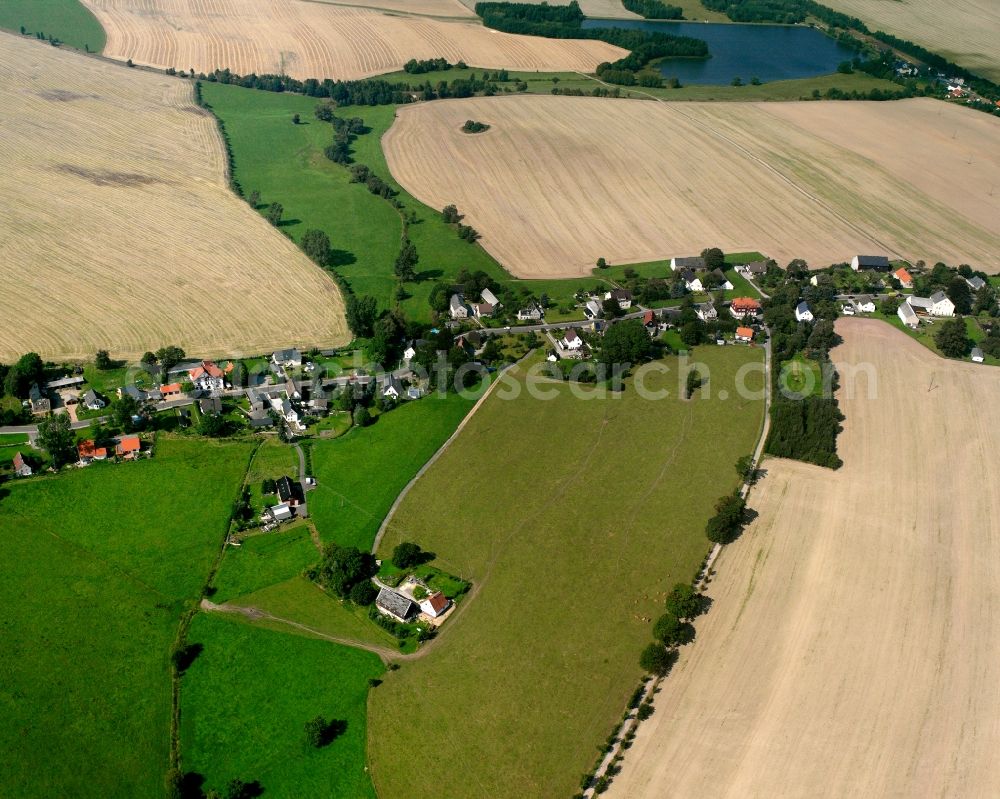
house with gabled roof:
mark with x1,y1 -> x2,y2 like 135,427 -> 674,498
516,302 -> 543,322
115,435 -> 141,458
695,302 -> 717,322
851,255 -> 891,271
12,451 -> 32,477
276,475 -> 304,506
855,295 -> 876,314
28,383 -> 50,415
420,591 -> 451,619
737,260 -> 767,277
730,297 -> 762,319
77,439 -> 108,464
481,288 -> 502,310
795,301 -> 813,323
893,267 -> 914,288
375,587 -> 417,623
735,326 -> 755,343
379,374 -> 403,400
966,276 -> 987,292
681,269 -> 703,293
972,347 -> 985,363
449,294 -> 469,320
584,300 -> 602,320
161,383 -> 183,399
271,348 -> 302,368
605,288 -> 633,310
897,301 -> 919,328
560,328 -> 584,351
82,389 -> 105,411
188,360 -> 231,394
671,256 -> 705,272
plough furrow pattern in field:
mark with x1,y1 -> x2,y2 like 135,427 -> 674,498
81,0 -> 626,79
0,33 -> 348,361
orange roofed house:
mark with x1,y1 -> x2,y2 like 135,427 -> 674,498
735,326 -> 755,343
188,360 -> 233,394
116,435 -> 142,459
77,439 -> 108,464
160,383 -> 183,399
893,267 -> 914,289
730,297 -> 762,319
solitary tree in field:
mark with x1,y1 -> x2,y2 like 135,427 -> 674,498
265,202 -> 283,226
37,413 -> 75,467
292,113 -> 301,125
95,349 -> 112,370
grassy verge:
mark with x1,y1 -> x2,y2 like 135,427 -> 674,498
368,347 -> 765,798
0,436 -> 252,797
0,0 -> 105,52
179,613 -> 382,798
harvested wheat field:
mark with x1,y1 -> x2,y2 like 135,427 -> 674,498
0,33 -> 347,362
824,0 -> 1000,82
607,318 -> 1000,799
384,95 -> 1000,277
82,0 -> 624,81
311,0 -> 477,19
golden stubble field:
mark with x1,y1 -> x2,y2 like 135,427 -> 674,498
0,33 -> 348,361
81,0 -> 625,81
607,318 -> 1000,798
823,0 -> 1000,82
383,95 -> 1000,277
454,0 -> 640,19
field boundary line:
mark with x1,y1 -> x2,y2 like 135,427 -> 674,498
370,357 -> 527,554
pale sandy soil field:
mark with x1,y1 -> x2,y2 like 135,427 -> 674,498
0,33 -> 348,362
383,95 -> 1000,277
82,0 -> 625,81
454,0 -> 640,20
608,318 -> 1000,799
823,0 -> 1000,82
312,0 -> 476,19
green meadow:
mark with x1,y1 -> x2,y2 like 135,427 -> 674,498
179,613 -> 382,798
0,0 -> 106,52
0,436 -> 252,797
369,347 -> 765,798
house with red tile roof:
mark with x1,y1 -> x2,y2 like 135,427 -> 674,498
77,439 -> 108,463
188,360 -> 233,393
160,383 -> 183,398
735,326 -> 755,343
12,451 -> 32,477
730,297 -> 762,319
893,267 -> 914,289
115,435 -> 141,458
419,591 -> 451,619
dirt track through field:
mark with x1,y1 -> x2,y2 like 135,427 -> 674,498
822,0 -> 1000,82
383,95 -> 1000,276
0,33 -> 348,361
607,318 -> 1000,798
82,0 -> 625,80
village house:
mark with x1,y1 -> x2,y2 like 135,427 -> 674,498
671,256 -> 706,272
188,360 -> 231,394
199,396 -> 222,416
737,260 -> 768,278
708,268 -> 734,291
681,269 -> 703,293
77,439 -> 108,464
893,267 -> 914,288
160,382 -> 183,399
516,301 -> 543,322
12,451 -> 32,477
270,396 -> 302,428
730,297 -> 762,320
481,288 -> 502,311
855,295 -> 876,314
115,435 -> 141,459
583,299 -> 603,320
795,302 -> 814,323
246,388 -> 268,414
695,302 -> 717,322
735,326 -> 755,343
642,309 -> 658,332
268,502 -> 294,522
28,383 -> 50,415
851,254 -> 891,272
379,374 -> 403,400
966,276 -> 987,292
376,587 -> 417,623
403,339 -> 428,366
841,301 -> 855,316
972,347 -> 985,363
897,301 -> 920,328
407,386 -> 424,400
420,591 -> 451,619
449,294 -> 469,320
473,301 -> 496,319
82,389 -> 105,411
276,475 -> 304,507
605,288 -> 633,310
560,328 -> 585,351
271,348 -> 302,369
907,292 -> 955,318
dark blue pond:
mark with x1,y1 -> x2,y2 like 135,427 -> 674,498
580,19 -> 855,85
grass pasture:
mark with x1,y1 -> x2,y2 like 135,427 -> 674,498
179,613 -> 382,798
0,0 -> 106,52
0,33 -> 347,361
308,391 -> 477,550
383,95 -> 1000,276
368,348 -> 765,798
1,436 -> 252,798
83,0 -> 624,80
213,527 -> 319,602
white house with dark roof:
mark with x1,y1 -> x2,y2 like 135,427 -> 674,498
966,276 -> 987,292
82,389 -> 105,411
560,329 -> 584,351
851,255 -> 891,271
681,269 -> 703,293
379,374 -> 403,399
671,256 -> 706,272
375,587 -> 417,622
516,301 -> 543,321
605,288 -> 633,310
898,301 -> 919,328
972,347 -> 985,363
695,302 -> 717,322
908,292 -> 955,318
795,302 -> 813,323
584,300 -> 602,320
271,348 -> 302,368
855,295 -> 876,314
449,294 -> 469,320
